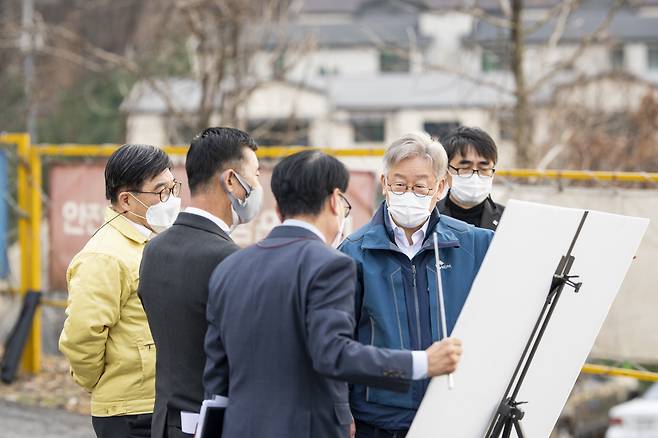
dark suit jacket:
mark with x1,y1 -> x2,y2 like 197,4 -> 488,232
203,225 -> 413,438
438,194 -> 505,231
139,212 -> 240,438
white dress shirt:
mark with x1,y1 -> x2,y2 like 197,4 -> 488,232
389,212 -> 430,260
279,218 -> 429,380
278,218 -> 327,242
185,207 -> 231,234
128,220 -> 152,239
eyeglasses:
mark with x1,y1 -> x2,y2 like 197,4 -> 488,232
448,165 -> 495,178
338,193 -> 352,218
131,180 -> 182,203
386,180 -> 435,197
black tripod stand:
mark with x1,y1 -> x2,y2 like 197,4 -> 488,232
484,211 -> 588,438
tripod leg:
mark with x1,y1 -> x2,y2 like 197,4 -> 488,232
513,419 -> 525,438
486,415 -> 505,438
501,418 -> 513,438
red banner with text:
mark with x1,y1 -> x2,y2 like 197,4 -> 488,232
48,162 -> 378,290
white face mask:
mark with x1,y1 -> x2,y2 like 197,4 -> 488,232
332,211 -> 347,248
438,181 -> 449,201
450,174 -> 493,208
129,194 -> 181,234
387,191 -> 433,228
224,171 -> 263,226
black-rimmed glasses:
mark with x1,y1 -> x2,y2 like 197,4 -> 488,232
132,180 -> 182,203
338,193 -> 352,218
386,180 -> 435,197
448,165 -> 495,178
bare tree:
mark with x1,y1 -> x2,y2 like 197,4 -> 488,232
510,0 -> 533,167
393,0 -> 628,167
0,0 -> 311,144
544,78 -> 658,172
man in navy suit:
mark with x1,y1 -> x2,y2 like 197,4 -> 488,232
203,151 -> 463,438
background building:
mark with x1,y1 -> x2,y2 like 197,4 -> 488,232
121,0 -> 658,168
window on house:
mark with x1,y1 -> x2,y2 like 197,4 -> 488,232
352,119 -> 385,143
423,121 -> 460,141
482,46 -> 510,72
379,50 -> 410,73
611,46 -> 625,70
318,66 -> 339,76
649,45 -> 658,70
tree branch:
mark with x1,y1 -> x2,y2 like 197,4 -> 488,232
527,0 -> 625,95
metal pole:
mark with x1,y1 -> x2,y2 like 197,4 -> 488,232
433,232 -> 454,389
22,0 -> 37,142
25,147 -> 42,374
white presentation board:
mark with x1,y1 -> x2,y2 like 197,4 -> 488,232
408,200 -> 649,438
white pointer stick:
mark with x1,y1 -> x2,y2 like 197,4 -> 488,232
433,232 -> 454,390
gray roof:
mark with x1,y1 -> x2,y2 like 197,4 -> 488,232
470,8 -> 658,46
263,15 -> 432,49
300,0 -> 364,14
120,79 -> 207,114
121,73 -> 520,114
122,70 -> 658,115
327,72 -> 517,109
123,69 -> 658,115
299,0 -> 569,14
120,77 -> 328,113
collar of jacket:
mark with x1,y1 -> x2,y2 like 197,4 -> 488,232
438,192 -> 503,230
105,207 -> 150,244
174,212 -> 232,241
361,202 -> 460,252
257,224 -> 324,249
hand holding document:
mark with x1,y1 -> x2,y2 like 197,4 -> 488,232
194,395 -> 228,438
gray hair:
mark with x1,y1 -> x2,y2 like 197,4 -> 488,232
382,132 -> 448,179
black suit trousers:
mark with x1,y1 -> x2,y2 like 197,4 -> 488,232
91,413 -> 152,438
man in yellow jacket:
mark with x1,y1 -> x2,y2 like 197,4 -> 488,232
59,144 -> 180,438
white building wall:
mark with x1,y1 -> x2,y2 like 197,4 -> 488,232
419,12 -> 479,75
243,82 -> 329,119
125,114 -> 168,146
625,43 -> 649,74
521,45 -> 613,82
309,117 -> 352,148
252,47 -> 380,81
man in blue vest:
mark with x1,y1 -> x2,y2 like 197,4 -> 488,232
340,132 -> 494,437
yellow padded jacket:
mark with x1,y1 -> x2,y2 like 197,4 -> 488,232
59,208 -> 155,417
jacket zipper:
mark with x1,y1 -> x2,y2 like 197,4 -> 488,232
411,264 -> 422,350
366,316 -> 376,401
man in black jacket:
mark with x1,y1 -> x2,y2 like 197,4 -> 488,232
438,126 -> 505,231
139,127 -> 262,438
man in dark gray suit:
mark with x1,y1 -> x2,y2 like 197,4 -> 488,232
204,151 -> 462,438
139,127 -> 263,438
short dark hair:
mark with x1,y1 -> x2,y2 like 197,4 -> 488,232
105,144 -> 172,203
442,126 -> 498,164
186,127 -> 258,195
271,151 -> 349,219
